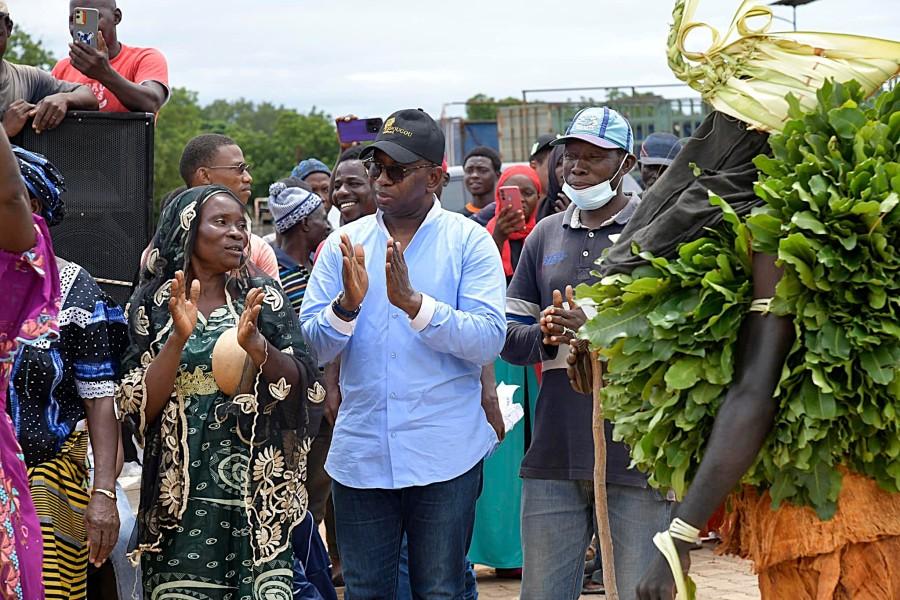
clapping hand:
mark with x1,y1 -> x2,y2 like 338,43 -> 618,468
540,285 -> 587,346
337,234 -> 368,319
237,287 -> 267,364
169,271 -> 199,342
385,238 -> 422,318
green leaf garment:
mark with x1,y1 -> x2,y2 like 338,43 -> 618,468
116,185 -> 321,577
581,81 -> 900,521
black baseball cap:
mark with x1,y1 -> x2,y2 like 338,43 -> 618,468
530,133 -> 557,158
360,109 -> 445,165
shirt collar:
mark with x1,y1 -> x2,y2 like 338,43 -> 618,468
565,193 -> 639,230
272,244 -> 304,271
375,195 -> 443,237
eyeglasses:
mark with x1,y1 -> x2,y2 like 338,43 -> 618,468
205,162 -> 252,175
363,160 -> 435,184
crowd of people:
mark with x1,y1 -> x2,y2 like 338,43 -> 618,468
1,1 -> 897,600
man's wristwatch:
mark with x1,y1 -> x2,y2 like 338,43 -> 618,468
332,292 -> 361,321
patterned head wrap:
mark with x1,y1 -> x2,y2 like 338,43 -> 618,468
291,158 -> 331,181
13,145 -> 66,227
268,182 -> 324,234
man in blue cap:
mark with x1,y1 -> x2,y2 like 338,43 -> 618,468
639,132 -> 684,190
502,107 -> 674,600
293,157 -> 340,229
300,108 -> 506,599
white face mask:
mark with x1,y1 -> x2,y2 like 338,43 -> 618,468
562,155 -> 627,211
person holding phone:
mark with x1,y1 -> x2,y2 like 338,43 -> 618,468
0,2 -> 98,137
52,0 -> 169,114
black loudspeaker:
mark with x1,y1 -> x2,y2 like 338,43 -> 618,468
19,111 -> 155,305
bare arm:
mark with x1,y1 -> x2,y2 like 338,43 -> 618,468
636,252 -> 796,600
0,128 -> 35,252
97,72 -> 166,113
83,396 -> 121,566
142,331 -> 189,425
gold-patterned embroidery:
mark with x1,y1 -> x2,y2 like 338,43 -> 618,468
176,366 -> 219,397
262,285 -> 284,312
307,382 -> 326,405
179,200 -> 197,231
252,447 -> 286,482
268,378 -> 291,402
154,279 -> 173,307
134,306 -> 150,336
116,368 -> 147,445
140,351 -> 153,368
158,468 -> 182,515
146,248 -> 160,275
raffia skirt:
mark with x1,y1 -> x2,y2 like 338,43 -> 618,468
720,468 -> 900,599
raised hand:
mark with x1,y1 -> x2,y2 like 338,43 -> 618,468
338,234 -> 368,317
169,271 -> 199,342
385,238 -> 422,318
237,287 -> 268,365
540,285 -> 587,346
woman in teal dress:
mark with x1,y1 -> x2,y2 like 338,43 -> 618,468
117,186 -> 321,600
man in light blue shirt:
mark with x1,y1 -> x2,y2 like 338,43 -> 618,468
299,108 -> 506,599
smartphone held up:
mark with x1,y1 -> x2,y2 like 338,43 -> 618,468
72,7 -> 100,48
336,117 -> 383,145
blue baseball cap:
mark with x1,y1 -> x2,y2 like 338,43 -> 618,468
640,132 -> 684,167
551,107 -> 634,155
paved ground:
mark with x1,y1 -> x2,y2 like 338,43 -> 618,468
124,476 -> 760,599
329,546 -> 760,599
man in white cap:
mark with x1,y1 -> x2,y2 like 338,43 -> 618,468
503,106 -> 674,600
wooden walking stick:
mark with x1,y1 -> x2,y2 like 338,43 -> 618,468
591,349 -> 619,599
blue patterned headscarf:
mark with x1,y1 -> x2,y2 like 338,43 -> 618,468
268,182 -> 323,233
291,158 -> 331,181
13,145 -> 66,226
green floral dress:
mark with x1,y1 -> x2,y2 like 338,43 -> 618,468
141,306 -> 293,600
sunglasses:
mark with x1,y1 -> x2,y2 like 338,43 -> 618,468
363,160 -> 436,184
205,162 -> 252,175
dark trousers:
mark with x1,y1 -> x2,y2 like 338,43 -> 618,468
332,461 -> 484,600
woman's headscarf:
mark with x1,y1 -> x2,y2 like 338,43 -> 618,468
119,185 -> 320,566
486,165 -> 542,277
535,144 -> 565,223
13,145 -> 65,227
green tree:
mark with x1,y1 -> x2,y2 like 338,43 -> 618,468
153,93 -> 338,211
153,88 -> 203,211
6,29 -> 57,70
465,93 -> 522,121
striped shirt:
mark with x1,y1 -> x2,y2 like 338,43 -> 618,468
271,245 -> 310,314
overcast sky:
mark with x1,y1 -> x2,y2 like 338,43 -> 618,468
10,0 -> 899,119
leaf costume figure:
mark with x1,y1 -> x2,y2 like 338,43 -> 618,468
575,2 -> 900,598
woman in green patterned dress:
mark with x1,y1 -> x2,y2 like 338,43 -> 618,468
117,185 -> 321,600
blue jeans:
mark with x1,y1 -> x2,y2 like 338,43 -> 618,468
332,461 -> 483,600
396,534 -> 478,600
292,510 -> 339,600
519,479 -> 673,600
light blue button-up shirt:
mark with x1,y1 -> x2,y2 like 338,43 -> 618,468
299,199 -> 506,489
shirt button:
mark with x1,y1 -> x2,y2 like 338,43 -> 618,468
588,232 -> 595,238
392,313 -> 399,319
390,392 -> 397,399
391,433 -> 397,439
582,250 -> 590,257
391,353 -> 397,359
